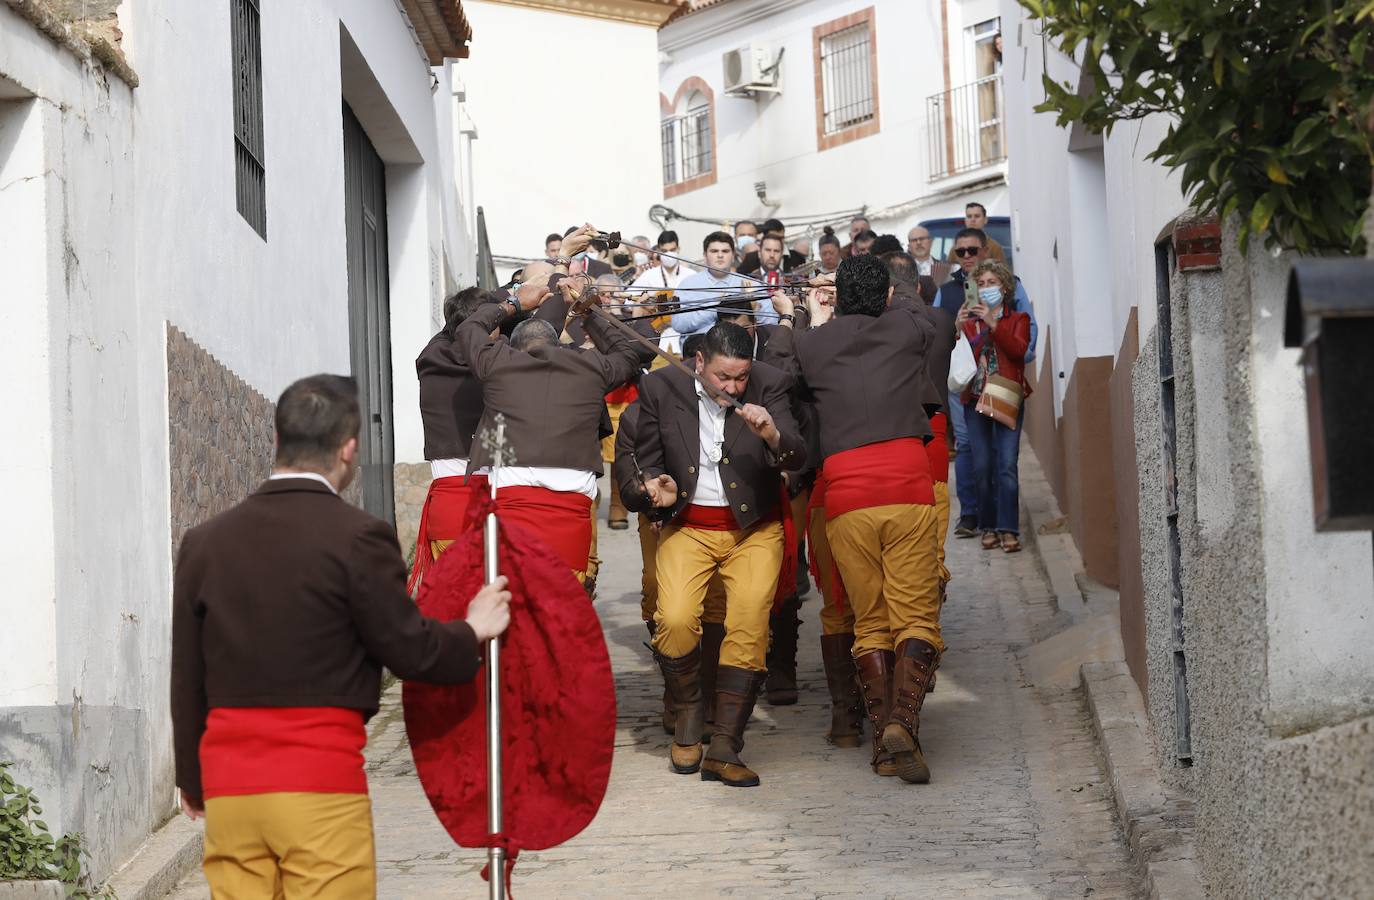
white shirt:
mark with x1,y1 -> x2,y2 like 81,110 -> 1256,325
630,263 -> 689,291
495,466 -> 598,501
915,257 -> 935,277
268,471 -> 337,494
691,381 -> 730,507
430,458 -> 468,479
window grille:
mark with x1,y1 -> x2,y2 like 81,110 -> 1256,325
819,23 -> 874,135
232,0 -> 266,238
660,102 -> 712,185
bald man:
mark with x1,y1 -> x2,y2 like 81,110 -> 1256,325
907,226 -> 952,286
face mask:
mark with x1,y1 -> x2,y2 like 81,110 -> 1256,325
633,252 -> 649,267
979,286 -> 1003,307
737,236 -> 758,253
661,255 -> 678,272
575,251 -> 592,263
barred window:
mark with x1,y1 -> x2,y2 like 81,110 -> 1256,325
661,94 -> 712,185
231,0 -> 266,238
819,23 -> 874,135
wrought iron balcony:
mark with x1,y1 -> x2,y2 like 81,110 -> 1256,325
926,74 -> 1006,182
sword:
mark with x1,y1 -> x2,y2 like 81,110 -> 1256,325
476,415 -> 516,900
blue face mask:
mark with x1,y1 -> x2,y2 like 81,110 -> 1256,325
979,286 -> 1003,307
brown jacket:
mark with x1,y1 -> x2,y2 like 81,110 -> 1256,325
415,300 -> 569,461
459,302 -> 642,473
171,478 -> 480,803
612,401 -> 653,515
892,287 -> 957,415
634,362 -> 806,528
763,304 -> 935,461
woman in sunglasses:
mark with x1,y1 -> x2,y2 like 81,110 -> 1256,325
954,260 -> 1032,553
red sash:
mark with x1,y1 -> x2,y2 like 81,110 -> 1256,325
925,413 -> 949,484
408,474 -> 489,595
823,438 -> 933,520
605,384 -> 639,405
199,707 -> 367,799
493,486 -> 594,573
678,504 -> 736,530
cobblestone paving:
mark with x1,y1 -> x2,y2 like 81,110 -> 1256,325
169,501 -> 1140,899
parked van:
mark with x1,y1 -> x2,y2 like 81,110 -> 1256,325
917,216 -> 1013,270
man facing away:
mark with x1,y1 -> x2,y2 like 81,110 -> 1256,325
172,374 -> 510,898
768,255 -> 943,785
458,276 -> 645,586
636,322 -> 806,787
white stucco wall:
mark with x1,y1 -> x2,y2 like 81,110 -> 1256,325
461,1 -> 665,263
0,0 -> 472,876
658,0 -> 1009,256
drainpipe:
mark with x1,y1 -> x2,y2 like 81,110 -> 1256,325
940,0 -> 956,177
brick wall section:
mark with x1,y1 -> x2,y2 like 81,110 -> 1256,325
167,324 -> 361,555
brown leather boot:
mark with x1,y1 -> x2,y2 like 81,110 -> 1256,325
608,480 -> 628,529
699,622 -> 725,742
701,666 -> 766,787
820,633 -> 863,748
656,647 -> 705,774
647,622 -> 674,735
855,649 -> 898,776
881,638 -> 939,784
765,595 -> 801,705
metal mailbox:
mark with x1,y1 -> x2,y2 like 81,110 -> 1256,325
1285,259 -> 1374,531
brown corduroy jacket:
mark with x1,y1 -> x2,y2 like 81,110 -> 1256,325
170,478 -> 481,803
634,362 -> 806,528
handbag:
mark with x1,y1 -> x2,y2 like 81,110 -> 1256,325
976,373 -> 1024,429
948,334 -> 977,392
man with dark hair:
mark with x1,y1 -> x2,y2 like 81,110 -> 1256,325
733,220 -> 760,262
768,255 -> 944,785
841,215 -> 870,257
850,229 -> 878,257
631,230 -> 692,357
544,232 -> 563,259
870,234 -> 904,256
172,374 -> 511,897
738,221 -> 807,274
671,231 -> 750,338
948,202 -> 1006,263
458,275 -> 644,586
636,322 -> 806,787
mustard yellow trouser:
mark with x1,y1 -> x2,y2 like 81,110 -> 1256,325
600,401 -> 629,464
934,481 -> 951,584
203,792 -> 374,899
809,506 -> 856,636
826,504 -> 942,655
652,521 -> 784,671
638,514 -> 727,625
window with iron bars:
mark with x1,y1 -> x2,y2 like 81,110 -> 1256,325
661,102 -> 712,185
232,0 -> 266,239
819,23 -> 874,135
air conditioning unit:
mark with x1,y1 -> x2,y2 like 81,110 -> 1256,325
723,43 -> 781,96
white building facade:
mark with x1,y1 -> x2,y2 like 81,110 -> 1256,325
0,0 -> 477,880
657,0 -> 1010,254
460,0 -> 682,269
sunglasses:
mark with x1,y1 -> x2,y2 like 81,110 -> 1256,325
953,247 -> 982,258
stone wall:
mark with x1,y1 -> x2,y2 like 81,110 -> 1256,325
394,461 -> 432,565
1133,223 -> 1374,896
167,326 -> 276,550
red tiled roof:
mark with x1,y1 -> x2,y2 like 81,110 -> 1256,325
400,0 -> 473,62
662,0 -> 733,27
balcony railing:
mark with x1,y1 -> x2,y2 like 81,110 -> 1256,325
926,74 -> 1005,181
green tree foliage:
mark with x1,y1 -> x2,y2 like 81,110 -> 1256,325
1021,0 -> 1374,253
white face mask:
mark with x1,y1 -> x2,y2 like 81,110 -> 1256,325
661,254 -> 679,272
737,236 -> 758,253
633,252 -> 649,267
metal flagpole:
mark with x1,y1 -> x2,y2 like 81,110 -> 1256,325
478,414 -> 514,900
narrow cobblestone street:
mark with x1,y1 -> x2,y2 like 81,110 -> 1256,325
170,495 -> 1140,899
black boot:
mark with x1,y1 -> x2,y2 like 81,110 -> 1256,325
699,621 -> 725,742
795,538 -> 811,597
701,666 -> 767,787
655,647 -> 704,775
765,596 -> 801,705
820,633 -> 863,748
